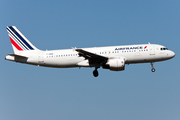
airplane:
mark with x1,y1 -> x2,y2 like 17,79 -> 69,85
5,26 -> 175,77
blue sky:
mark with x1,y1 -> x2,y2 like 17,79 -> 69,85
0,0 -> 179,120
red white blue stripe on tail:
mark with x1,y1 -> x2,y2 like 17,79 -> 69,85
6,26 -> 38,51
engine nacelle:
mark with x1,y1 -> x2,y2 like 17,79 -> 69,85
103,58 -> 125,71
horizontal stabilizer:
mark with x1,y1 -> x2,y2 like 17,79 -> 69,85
8,54 -> 28,58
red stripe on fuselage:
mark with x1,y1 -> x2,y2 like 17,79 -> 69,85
9,37 -> 23,51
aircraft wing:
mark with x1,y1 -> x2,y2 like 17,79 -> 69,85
75,49 -> 108,60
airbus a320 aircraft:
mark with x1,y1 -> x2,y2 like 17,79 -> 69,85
5,26 -> 175,77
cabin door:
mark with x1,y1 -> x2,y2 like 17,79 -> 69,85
38,53 -> 44,63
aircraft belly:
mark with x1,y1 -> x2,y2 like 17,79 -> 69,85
126,54 -> 156,63
44,57 -> 84,68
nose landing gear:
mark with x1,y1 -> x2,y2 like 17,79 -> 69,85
151,68 -> 155,72
151,62 -> 155,72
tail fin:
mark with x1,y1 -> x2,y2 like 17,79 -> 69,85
6,26 -> 39,53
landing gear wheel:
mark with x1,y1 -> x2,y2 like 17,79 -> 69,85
150,62 -> 155,72
93,70 -> 99,77
151,68 -> 155,72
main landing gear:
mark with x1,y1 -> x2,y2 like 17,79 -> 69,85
93,65 -> 100,77
93,68 -> 99,77
151,62 -> 155,72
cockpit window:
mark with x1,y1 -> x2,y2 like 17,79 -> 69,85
160,48 -> 168,50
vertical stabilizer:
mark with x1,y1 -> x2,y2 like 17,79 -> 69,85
6,26 -> 39,54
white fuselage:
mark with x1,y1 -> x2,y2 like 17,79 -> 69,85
5,44 -> 175,68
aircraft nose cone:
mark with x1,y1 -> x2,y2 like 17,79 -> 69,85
170,51 -> 175,58
172,51 -> 175,57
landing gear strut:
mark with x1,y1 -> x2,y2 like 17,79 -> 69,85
151,62 -> 155,72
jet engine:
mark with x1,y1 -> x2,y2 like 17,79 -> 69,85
103,58 -> 125,71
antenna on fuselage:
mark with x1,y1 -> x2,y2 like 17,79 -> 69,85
72,47 -> 77,51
